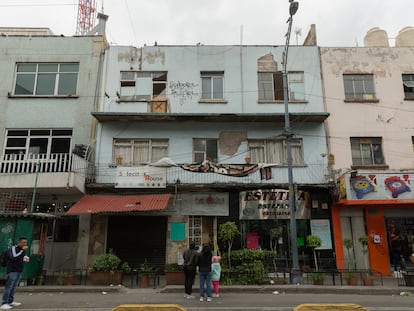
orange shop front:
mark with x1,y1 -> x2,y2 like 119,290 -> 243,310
332,172 -> 414,276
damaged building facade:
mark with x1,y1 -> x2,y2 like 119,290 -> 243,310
67,41 -> 334,271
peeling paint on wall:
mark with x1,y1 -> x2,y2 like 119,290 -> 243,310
143,48 -> 165,65
219,131 -> 247,156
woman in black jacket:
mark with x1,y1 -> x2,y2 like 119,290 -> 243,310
197,243 -> 213,302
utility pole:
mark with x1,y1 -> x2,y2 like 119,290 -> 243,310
282,0 -> 302,284
30,162 -> 40,213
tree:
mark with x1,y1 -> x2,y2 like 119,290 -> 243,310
218,221 -> 240,271
306,235 -> 322,271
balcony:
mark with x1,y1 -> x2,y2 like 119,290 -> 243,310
0,153 -> 89,193
90,162 -> 330,189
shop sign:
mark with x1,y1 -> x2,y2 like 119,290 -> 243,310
180,193 -> 229,216
115,166 -> 166,188
310,219 -> 332,250
338,173 -> 414,200
239,189 -> 310,220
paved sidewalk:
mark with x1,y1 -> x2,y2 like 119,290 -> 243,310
13,275 -> 414,296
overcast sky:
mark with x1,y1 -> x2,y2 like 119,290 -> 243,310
0,0 -> 412,47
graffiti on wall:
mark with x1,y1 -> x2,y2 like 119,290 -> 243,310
168,81 -> 198,100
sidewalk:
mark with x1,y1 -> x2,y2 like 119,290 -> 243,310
13,275 -> 414,296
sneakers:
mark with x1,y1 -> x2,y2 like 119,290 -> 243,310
10,302 -> 21,306
213,293 -> 219,298
186,295 -> 195,299
207,297 -> 212,302
0,304 -> 12,310
199,297 -> 204,302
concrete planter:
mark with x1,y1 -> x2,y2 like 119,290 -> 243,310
88,271 -> 123,285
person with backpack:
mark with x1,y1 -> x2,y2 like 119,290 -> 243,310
182,241 -> 198,299
1,237 -> 30,310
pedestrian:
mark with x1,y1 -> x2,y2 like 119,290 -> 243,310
182,242 -> 198,299
390,230 -> 403,277
1,236 -> 30,310
211,255 -> 221,298
198,243 -> 213,302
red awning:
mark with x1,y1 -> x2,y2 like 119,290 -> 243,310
67,194 -> 170,215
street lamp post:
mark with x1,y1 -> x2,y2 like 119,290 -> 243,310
282,0 -> 302,284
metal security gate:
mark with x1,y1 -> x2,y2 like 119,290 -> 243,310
106,216 -> 167,271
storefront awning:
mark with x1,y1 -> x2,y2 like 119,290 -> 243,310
66,194 -> 170,215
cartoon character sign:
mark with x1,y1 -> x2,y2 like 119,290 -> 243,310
384,176 -> 411,198
350,175 -> 376,199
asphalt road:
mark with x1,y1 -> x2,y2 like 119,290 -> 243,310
9,289 -> 414,311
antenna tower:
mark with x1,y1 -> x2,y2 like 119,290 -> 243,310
76,0 -> 97,35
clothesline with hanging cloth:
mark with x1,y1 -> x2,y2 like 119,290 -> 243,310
66,194 -> 171,215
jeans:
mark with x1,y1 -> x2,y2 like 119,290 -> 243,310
2,271 -> 21,305
199,272 -> 212,298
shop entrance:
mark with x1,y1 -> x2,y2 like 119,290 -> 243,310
241,219 -> 310,269
386,218 -> 414,269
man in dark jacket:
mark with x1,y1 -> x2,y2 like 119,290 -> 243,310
182,242 -> 198,299
198,243 -> 213,302
1,237 -> 29,310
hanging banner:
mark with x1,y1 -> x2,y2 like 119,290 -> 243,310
181,160 -> 259,177
239,189 -> 310,220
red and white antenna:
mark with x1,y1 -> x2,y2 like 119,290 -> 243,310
76,0 -> 97,35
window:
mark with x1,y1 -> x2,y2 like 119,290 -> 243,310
350,137 -> 384,165
201,71 -> 224,100
119,71 -> 167,101
4,129 -> 72,157
14,63 -> 79,96
258,71 -> 305,101
188,216 -> 202,248
193,138 -> 218,163
248,139 -> 304,165
113,139 -> 168,165
402,74 -> 414,99
343,74 -> 376,101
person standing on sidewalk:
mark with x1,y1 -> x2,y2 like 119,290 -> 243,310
182,242 -> 198,299
211,255 -> 221,298
1,236 -> 30,310
198,243 -> 213,302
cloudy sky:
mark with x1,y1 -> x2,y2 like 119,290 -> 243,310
0,0 -> 412,47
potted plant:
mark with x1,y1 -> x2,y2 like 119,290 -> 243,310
138,260 -> 154,288
164,263 -> 185,285
306,235 -> 324,285
358,235 -> 374,286
88,249 -> 123,285
343,237 -> 358,285
309,272 -> 325,285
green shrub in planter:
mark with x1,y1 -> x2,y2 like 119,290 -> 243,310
88,250 -> 122,273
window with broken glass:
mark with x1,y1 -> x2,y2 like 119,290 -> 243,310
402,74 -> 414,99
257,71 -> 305,101
119,71 -> 167,101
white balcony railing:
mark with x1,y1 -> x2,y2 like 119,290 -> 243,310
0,153 -> 71,174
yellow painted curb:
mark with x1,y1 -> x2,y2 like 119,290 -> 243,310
112,304 -> 187,311
294,304 -> 369,311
